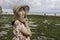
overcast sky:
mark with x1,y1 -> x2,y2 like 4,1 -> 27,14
0,0 -> 60,12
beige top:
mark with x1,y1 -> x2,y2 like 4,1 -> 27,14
13,20 -> 30,40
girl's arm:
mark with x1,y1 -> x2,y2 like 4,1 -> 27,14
23,18 -> 32,37
20,25 -> 31,37
13,21 -> 20,38
13,26 -> 19,38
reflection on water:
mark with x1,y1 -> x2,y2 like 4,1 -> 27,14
2,16 -> 7,19
2,24 -> 11,28
0,31 -> 7,36
39,36 -> 47,40
29,21 -> 38,27
55,24 -> 60,26
4,37 -> 7,39
29,20 -> 35,24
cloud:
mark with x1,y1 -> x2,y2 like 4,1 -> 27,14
0,0 -> 60,12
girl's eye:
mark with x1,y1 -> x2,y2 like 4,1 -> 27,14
24,16 -> 26,18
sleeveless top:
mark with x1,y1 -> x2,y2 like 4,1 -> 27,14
12,20 -> 30,40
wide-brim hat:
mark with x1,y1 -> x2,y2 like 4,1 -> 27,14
13,5 -> 30,14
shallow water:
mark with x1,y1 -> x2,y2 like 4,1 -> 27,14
0,15 -> 60,40
0,31 -> 7,36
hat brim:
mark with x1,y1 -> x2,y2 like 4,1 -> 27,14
13,5 -> 30,13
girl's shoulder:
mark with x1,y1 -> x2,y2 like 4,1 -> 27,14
12,20 -> 20,26
14,20 -> 20,26
15,20 -> 20,23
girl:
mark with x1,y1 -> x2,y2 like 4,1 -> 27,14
12,5 -> 32,40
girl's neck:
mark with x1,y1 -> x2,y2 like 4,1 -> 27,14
17,18 -> 24,24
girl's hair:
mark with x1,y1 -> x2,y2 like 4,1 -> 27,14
12,20 -> 15,26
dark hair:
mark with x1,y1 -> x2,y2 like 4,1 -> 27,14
12,21 -> 15,26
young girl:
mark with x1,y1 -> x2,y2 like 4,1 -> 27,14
12,5 -> 32,40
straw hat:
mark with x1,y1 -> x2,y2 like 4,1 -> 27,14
13,5 -> 30,14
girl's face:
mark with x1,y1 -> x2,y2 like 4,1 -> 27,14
18,8 -> 26,22
18,9 -> 26,18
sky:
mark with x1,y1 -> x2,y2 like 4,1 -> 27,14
0,0 -> 60,12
